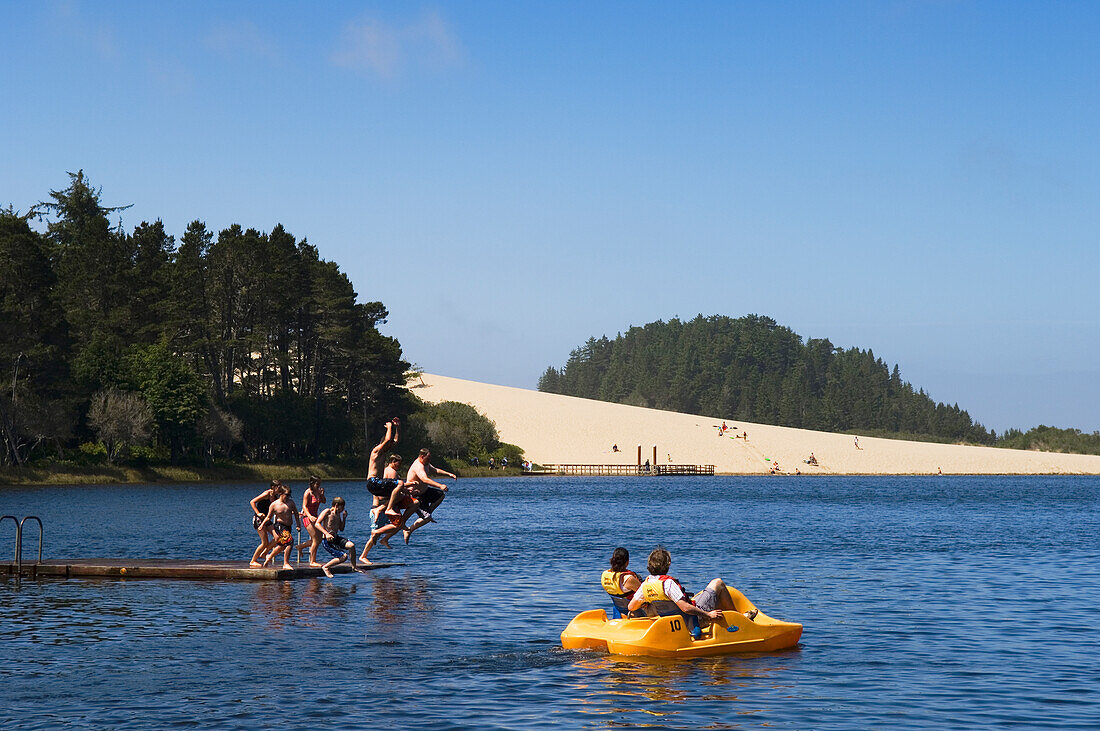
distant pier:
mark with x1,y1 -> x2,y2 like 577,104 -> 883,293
530,464 -> 715,476
1,558 -> 402,581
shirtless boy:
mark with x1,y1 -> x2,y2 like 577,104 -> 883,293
261,485 -> 301,569
315,497 -> 365,577
402,448 -> 457,544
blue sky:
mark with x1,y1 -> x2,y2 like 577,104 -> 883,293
3,1 -> 1099,432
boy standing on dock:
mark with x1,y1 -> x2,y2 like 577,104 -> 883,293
261,485 -> 301,570
315,497 -> 364,577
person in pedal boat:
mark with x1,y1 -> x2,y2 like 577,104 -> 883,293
627,547 -> 757,624
601,547 -> 642,617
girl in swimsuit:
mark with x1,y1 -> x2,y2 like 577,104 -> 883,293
296,476 -> 325,567
249,480 -> 280,567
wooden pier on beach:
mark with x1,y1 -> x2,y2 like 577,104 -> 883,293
531,463 -> 715,476
0,558 -> 403,581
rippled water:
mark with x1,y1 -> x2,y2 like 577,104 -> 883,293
1,476 -> 1098,729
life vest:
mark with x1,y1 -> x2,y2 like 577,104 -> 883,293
601,570 -> 640,615
640,575 -> 694,617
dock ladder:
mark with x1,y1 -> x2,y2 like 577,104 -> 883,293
2,515 -> 44,576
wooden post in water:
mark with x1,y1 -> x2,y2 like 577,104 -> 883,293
637,445 -> 642,466
653,445 -> 657,468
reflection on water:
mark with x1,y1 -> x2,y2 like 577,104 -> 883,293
570,652 -> 797,727
2,476 -> 1100,729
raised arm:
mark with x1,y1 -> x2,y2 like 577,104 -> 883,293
428,463 -> 457,481
250,490 -> 271,516
409,461 -> 448,490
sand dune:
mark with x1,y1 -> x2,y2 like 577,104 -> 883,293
414,373 -> 1100,475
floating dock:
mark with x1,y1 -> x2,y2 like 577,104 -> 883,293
0,558 -> 403,581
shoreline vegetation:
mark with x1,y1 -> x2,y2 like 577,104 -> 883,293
0,462 -> 528,486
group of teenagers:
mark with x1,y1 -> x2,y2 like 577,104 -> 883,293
600,546 -> 758,637
248,417 -> 457,577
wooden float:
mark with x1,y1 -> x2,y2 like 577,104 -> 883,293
0,558 -> 403,581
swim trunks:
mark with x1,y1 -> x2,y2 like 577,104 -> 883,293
370,508 -> 404,533
419,486 -> 445,509
272,521 -> 293,545
321,535 -> 348,560
366,476 -> 400,498
252,514 -> 265,530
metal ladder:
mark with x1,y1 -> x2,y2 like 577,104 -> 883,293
1,515 -> 43,576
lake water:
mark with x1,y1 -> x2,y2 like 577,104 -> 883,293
1,476 -> 1098,729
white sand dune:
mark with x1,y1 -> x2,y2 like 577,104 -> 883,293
414,373 -> 1100,475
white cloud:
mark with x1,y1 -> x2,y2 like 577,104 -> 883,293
331,9 -> 463,79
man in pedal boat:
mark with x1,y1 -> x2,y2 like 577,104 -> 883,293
602,547 -> 642,618
627,547 -> 757,630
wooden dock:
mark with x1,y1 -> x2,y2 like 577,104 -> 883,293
0,558 -> 403,581
532,463 -> 715,476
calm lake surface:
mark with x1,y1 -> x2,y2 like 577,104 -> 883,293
2,476 -> 1098,729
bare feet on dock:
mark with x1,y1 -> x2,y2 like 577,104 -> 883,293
309,562 -> 323,568
281,563 -> 293,570
354,566 -> 370,573
322,566 -> 334,578
249,561 -> 262,568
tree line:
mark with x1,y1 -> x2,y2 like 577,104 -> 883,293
539,314 -> 997,444
1,171 -> 411,467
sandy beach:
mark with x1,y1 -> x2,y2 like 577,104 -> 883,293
415,373 -> 1100,475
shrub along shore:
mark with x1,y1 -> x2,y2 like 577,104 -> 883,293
0,461 -> 526,486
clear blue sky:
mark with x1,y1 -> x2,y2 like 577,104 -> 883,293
4,1 -> 1099,433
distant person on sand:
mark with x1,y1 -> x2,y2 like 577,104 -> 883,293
612,444 -> 620,453
742,431 -> 748,440
403,448 -> 457,544
601,547 -> 642,618
627,548 -> 756,637
315,497 -> 365,577
249,480 -> 279,567
261,485 -> 301,570
854,435 -> 861,450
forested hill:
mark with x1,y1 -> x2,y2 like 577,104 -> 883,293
1,172 -> 409,467
539,314 -> 994,444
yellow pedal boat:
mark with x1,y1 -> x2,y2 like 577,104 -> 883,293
561,586 -> 802,658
